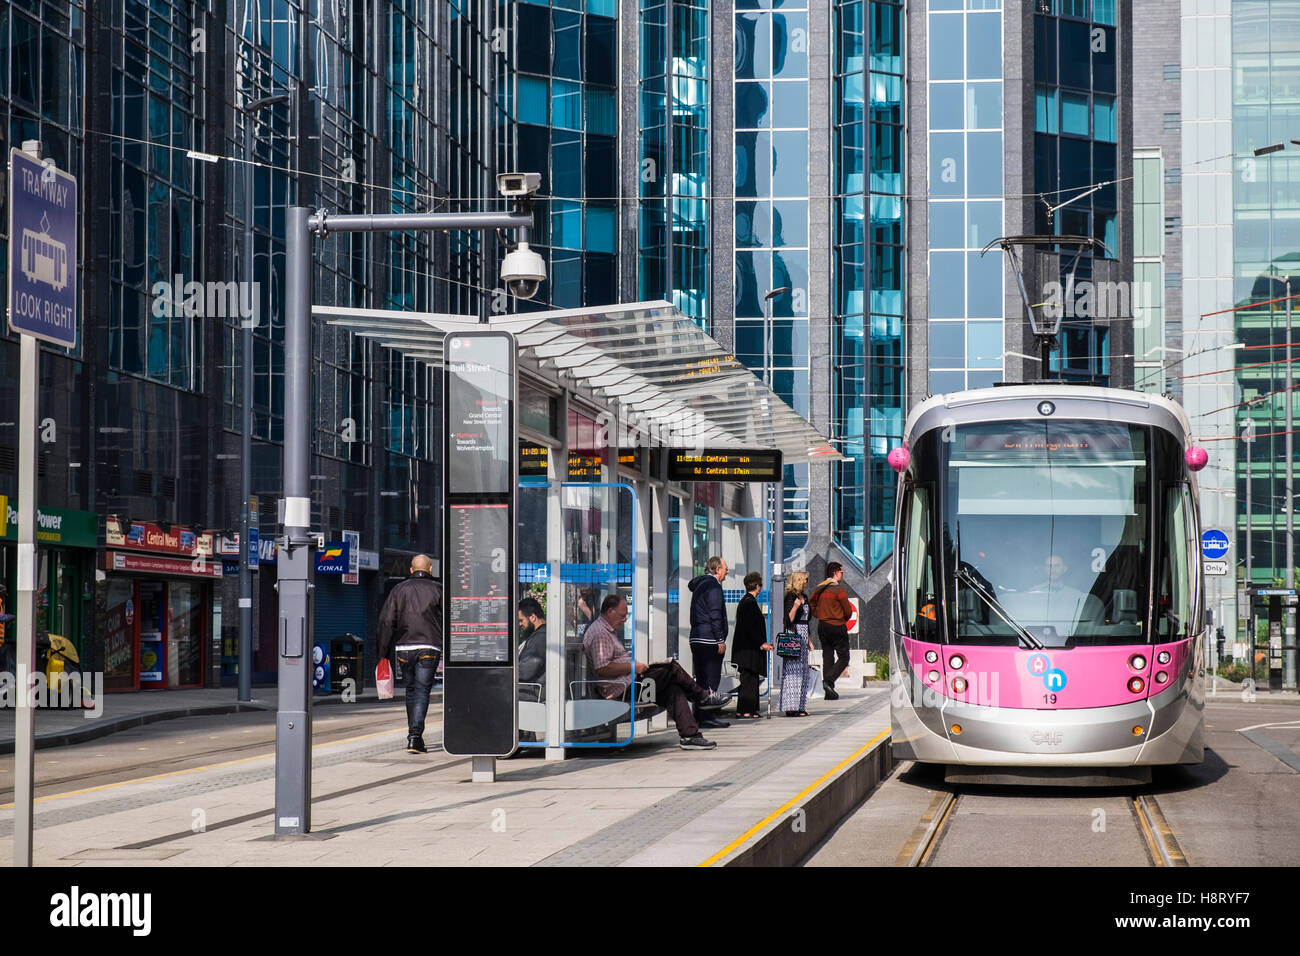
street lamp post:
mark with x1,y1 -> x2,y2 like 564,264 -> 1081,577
239,91 -> 290,704
762,286 -> 790,570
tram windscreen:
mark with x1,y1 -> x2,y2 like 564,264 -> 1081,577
944,422 -> 1148,648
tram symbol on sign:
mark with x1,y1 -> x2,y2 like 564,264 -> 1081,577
20,214 -> 70,291
1027,653 -> 1051,676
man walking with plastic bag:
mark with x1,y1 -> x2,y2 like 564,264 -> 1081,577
377,554 -> 442,754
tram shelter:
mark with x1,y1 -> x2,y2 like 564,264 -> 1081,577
318,300 -> 839,756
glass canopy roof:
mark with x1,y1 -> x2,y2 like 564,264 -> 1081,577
316,300 -> 842,465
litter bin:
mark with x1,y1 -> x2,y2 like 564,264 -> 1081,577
330,633 -> 364,693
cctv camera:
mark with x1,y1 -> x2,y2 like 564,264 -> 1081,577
500,241 -> 546,300
497,172 -> 541,198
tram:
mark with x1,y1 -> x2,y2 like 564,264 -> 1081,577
887,384 -> 1207,782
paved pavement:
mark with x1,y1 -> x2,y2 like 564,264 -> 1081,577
0,684 -> 416,753
0,686 -> 892,867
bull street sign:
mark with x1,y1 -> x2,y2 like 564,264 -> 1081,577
8,148 -> 78,347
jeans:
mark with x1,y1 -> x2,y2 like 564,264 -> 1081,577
396,647 -> 440,739
691,644 -> 724,722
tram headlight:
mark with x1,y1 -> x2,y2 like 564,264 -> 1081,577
949,654 -> 965,669
1155,671 -> 1169,685
1128,677 -> 1145,694
926,670 -> 940,684
1129,654 -> 1147,671
951,677 -> 967,694
925,650 -> 938,664
1157,651 -> 1171,665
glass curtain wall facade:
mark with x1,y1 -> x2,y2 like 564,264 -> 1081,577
927,0 -> 1005,395
833,0 -> 904,568
639,0 -> 709,323
1132,150 -> 1165,393
1033,0 -> 1119,382
1232,1 -> 1300,588
733,0 -> 812,552
514,0 -> 619,309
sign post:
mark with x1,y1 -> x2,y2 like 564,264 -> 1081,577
8,142 -> 77,867
443,331 -> 517,778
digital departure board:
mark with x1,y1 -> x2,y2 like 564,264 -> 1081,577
667,448 -> 783,482
446,503 -> 511,663
443,330 -> 517,757
519,442 -> 549,477
446,335 -> 512,494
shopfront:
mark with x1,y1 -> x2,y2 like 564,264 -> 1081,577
98,519 -> 220,691
0,496 -> 98,669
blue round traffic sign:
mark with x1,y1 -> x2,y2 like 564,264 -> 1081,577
1201,529 -> 1230,560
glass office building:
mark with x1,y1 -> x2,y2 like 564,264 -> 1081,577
1232,1 -> 1300,588
0,0 -> 505,687
833,0 -> 905,568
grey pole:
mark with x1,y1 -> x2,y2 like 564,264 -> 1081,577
240,92 -> 290,703
763,288 -> 789,718
13,333 -> 39,867
275,206 -> 314,834
1286,281 -> 1295,688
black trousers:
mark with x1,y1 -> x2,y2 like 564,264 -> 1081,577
625,660 -> 707,738
737,668 -> 762,714
819,623 -> 850,685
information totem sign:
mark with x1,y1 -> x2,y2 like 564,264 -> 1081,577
442,331 -> 517,756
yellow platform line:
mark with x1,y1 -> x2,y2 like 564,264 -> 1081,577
697,727 -> 890,867
0,728 -> 401,810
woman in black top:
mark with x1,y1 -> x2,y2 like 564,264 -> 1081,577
731,572 -> 772,717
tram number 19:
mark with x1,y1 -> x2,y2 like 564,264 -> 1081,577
1042,693 -> 1058,705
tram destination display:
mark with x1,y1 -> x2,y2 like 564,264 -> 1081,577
447,335 -> 512,494
446,503 -> 511,663
667,448 -> 782,483
442,329 -> 517,758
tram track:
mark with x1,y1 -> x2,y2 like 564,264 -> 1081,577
894,773 -> 1188,867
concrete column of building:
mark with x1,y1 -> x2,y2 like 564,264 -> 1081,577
709,0 -> 734,350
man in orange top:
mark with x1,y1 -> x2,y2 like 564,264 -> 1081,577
810,562 -> 854,700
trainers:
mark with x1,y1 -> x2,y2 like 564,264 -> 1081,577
699,717 -> 731,729
823,682 -> 840,701
679,734 -> 717,750
407,735 -> 427,754
698,690 -> 730,709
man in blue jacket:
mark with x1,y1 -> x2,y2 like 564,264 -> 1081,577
689,555 -> 730,729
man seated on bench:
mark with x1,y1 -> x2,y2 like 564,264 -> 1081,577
582,595 -> 730,751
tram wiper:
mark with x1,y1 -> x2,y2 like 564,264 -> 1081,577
955,565 -> 1045,650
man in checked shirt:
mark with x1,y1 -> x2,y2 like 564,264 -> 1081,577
583,594 -> 730,749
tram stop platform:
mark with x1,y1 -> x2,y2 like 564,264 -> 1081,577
2,686 -> 892,867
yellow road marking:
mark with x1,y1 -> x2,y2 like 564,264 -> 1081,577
0,727 -> 404,810
697,728 -> 890,867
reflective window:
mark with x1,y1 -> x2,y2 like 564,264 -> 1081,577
929,14 -> 964,81
931,201 -> 965,250
930,82 -> 965,130
966,13 -> 1002,79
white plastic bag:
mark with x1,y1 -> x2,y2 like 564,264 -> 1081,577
376,658 -> 395,700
